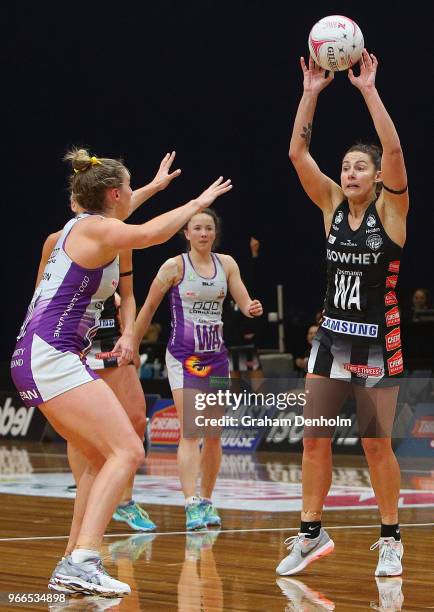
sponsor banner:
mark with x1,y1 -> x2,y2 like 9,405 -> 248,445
257,400 -> 362,454
386,275 -> 398,289
385,291 -> 398,306
387,349 -> 404,376
149,400 -> 180,447
388,260 -> 400,273
385,306 -> 400,327
395,403 -> 434,458
0,392 -> 47,441
385,327 -> 401,352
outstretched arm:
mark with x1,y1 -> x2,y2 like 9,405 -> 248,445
35,231 -> 61,288
223,255 -> 263,318
289,57 -> 341,212
94,176 -> 232,251
349,50 -> 408,215
129,151 -> 181,216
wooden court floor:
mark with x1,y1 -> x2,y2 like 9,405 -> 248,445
0,441 -> 433,611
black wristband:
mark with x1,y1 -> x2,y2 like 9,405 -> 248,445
120,270 -> 133,277
383,183 -> 408,195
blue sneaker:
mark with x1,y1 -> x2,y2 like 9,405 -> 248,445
186,502 -> 207,531
199,500 -> 221,527
113,501 -> 156,532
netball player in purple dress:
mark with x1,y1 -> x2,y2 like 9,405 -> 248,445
11,148 -> 231,597
134,209 -> 263,530
35,153 -> 181,534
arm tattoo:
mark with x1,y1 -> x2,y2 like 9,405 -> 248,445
300,122 -> 312,148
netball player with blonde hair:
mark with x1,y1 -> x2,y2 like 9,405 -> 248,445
11,148 -> 231,597
35,153 -> 181,534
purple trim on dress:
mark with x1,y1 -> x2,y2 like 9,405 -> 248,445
167,284 -> 186,361
187,252 -> 217,280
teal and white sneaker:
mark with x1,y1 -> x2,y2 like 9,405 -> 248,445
109,533 -> 156,563
276,529 -> 335,576
113,501 -> 156,532
185,501 -> 207,531
199,500 -> 221,527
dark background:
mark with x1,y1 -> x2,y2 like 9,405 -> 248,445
2,1 -> 432,365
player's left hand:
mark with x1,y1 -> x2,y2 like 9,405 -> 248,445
152,151 -> 181,192
113,333 -> 134,366
248,299 -> 263,317
348,49 -> 378,90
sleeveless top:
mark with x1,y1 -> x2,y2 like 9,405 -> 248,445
323,199 -> 402,340
167,253 -> 228,362
17,213 -> 119,356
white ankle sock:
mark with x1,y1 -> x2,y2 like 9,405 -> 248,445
71,548 -> 100,564
185,495 -> 200,507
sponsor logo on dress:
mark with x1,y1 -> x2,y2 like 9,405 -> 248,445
334,211 -> 344,224
366,227 -> 379,234
366,214 -> 376,227
99,318 -> 115,328
340,239 -> 358,247
185,291 -> 200,298
344,363 -> 384,378
385,327 -> 401,351
321,316 -> 378,338
332,224 -> 340,232
388,260 -> 400,273
184,355 -> 212,377
111,279 -> 118,288
366,234 -> 383,251
386,275 -> 398,289
328,234 -> 336,244
387,349 -> 403,376
327,249 -> 381,265
385,306 -> 400,327
385,291 -> 398,306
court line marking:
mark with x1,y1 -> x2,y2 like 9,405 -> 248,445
0,522 -> 433,543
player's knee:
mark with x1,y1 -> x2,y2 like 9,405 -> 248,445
361,437 -> 392,457
120,438 -> 146,469
303,437 -> 332,454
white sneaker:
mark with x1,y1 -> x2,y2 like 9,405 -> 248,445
370,577 -> 404,611
52,555 -> 131,597
370,537 -> 403,577
276,529 -> 334,576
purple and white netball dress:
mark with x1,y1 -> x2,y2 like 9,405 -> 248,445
166,253 -> 229,389
11,214 -> 119,407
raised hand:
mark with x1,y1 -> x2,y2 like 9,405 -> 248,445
152,151 -> 181,192
301,56 -> 334,95
196,176 -> 232,209
348,49 -> 378,91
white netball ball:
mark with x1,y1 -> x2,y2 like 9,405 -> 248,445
308,15 -> 364,71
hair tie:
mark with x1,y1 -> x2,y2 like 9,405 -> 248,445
73,156 -> 102,174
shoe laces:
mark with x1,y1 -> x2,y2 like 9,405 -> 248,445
283,532 -> 308,550
370,538 -> 399,564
